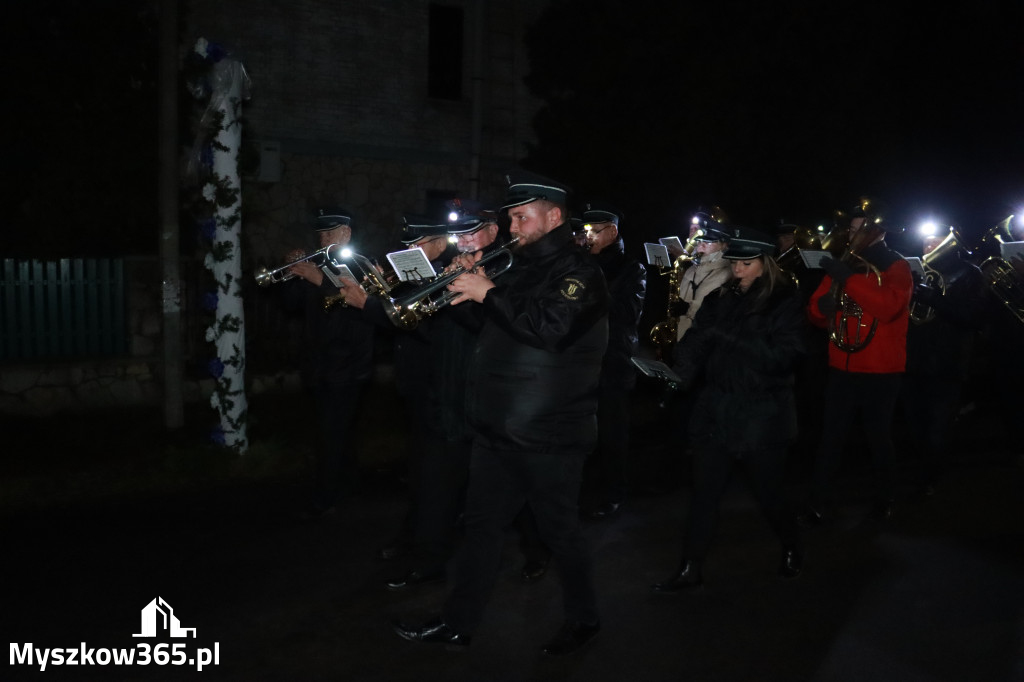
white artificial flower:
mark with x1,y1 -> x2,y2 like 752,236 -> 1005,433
195,37 -> 209,57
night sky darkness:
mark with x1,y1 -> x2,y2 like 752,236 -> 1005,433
521,1 -> 1024,250
2,1 -> 1022,256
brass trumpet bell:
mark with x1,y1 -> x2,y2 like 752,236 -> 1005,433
909,227 -> 965,324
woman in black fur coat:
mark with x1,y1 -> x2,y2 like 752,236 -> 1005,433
653,227 -> 809,592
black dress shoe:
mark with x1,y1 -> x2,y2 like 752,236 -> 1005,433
391,617 -> 471,651
651,559 -> 703,593
521,558 -> 550,583
586,501 -> 621,519
385,568 -> 445,591
542,620 -> 600,656
778,546 -> 803,579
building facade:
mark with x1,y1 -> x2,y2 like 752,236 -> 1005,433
185,0 -> 547,262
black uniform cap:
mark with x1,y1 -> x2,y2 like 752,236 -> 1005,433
501,170 -> 571,210
315,207 -> 352,231
400,214 -> 450,245
723,227 -> 775,259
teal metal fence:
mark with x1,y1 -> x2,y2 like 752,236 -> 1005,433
0,258 -> 127,361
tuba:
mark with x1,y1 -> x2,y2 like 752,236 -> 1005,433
827,222 -> 885,352
979,256 -> 1024,324
909,227 -> 966,324
969,215 -> 1024,324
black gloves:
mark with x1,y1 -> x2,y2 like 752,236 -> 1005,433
821,256 -> 854,285
817,293 -> 838,316
913,283 -> 938,306
669,299 -> 690,317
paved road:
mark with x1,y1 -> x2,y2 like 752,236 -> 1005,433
4,390 -> 1023,681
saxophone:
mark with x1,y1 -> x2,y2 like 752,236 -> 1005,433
649,228 -> 705,357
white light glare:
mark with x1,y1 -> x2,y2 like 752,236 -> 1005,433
340,247 -> 353,259
918,221 -> 938,237
448,211 -> 460,222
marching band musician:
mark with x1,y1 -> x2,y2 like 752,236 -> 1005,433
339,214 -> 455,561
653,227 -> 807,592
580,201 -> 647,520
281,207 -> 375,520
391,170 -> 609,656
900,225 -> 987,497
673,220 -> 732,343
801,200 -> 913,525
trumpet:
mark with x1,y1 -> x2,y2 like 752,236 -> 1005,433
255,245 -> 338,286
322,247 -> 401,311
378,238 -> 519,330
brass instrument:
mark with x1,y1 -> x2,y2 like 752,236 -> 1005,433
776,225 -> 823,287
321,247 -> 402,311
827,224 -> 884,352
979,256 -> 1024,324
374,238 -> 519,330
970,216 -> 1024,324
971,215 -> 1014,263
909,227 -> 965,324
254,245 -> 338,286
649,227 -> 706,354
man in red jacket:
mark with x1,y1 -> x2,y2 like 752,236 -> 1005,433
801,200 -> 913,524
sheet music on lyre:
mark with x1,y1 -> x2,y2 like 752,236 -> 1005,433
799,250 -> 833,269
386,247 -> 437,282
1000,240 -> 1024,262
321,263 -> 357,288
903,257 -> 925,279
644,243 -> 672,269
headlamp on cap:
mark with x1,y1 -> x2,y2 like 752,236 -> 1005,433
918,220 -> 940,238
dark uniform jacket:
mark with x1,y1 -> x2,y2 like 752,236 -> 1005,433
594,238 -> 646,390
281,275 -> 375,388
906,259 -> 987,380
465,221 -> 610,454
673,276 -> 807,453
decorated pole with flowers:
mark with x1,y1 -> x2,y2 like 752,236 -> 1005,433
192,38 -> 251,453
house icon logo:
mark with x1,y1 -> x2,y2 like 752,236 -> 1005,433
132,597 -> 197,638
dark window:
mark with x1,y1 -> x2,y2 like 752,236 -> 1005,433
428,4 -> 464,100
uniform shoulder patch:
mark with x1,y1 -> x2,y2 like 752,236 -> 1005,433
559,277 -> 586,300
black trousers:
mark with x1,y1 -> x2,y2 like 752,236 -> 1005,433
310,381 -> 366,511
900,373 -> 961,487
442,444 -> 597,635
412,435 -> 471,573
683,445 -> 798,560
593,383 -> 631,504
810,369 -> 902,505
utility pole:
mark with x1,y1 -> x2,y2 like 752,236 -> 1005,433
158,0 -> 184,430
